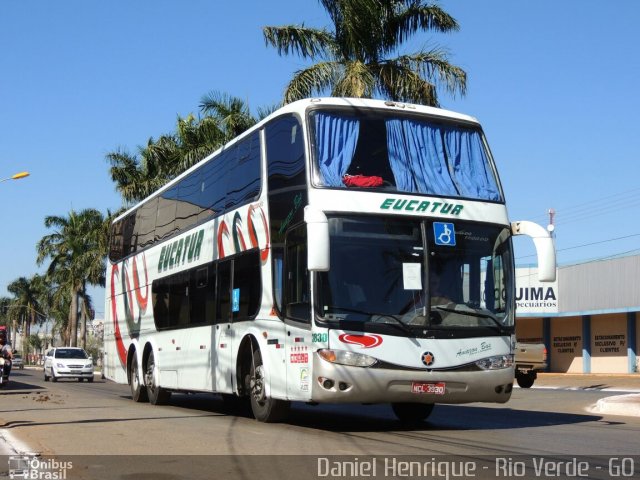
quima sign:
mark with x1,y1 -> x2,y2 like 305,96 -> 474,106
515,267 -> 559,314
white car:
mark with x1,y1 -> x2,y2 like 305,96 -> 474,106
44,347 -> 94,382
12,354 -> 24,369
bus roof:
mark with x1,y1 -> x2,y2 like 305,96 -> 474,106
113,97 -> 482,223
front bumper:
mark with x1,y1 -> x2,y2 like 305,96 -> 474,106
53,368 -> 94,379
311,355 -> 514,404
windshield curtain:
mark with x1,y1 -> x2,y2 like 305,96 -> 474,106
311,110 -> 502,202
386,119 -> 459,196
314,113 -> 360,187
316,216 -> 514,333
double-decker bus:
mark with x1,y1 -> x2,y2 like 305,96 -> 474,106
104,97 -> 555,423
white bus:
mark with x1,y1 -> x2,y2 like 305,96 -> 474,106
104,97 -> 555,423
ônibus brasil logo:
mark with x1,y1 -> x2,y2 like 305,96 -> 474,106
338,334 -> 383,348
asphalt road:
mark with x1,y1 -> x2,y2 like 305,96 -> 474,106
1,369 -> 640,479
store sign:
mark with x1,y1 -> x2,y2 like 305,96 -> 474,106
515,267 -> 558,314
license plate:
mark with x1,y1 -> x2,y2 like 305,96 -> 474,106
70,370 -> 81,374
411,382 -> 445,395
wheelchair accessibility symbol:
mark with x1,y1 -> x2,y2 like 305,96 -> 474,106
433,222 -> 456,246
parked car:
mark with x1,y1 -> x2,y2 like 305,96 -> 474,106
43,347 -> 94,382
11,354 -> 24,369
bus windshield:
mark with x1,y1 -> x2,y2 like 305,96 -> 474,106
309,108 -> 503,202
317,216 -> 514,333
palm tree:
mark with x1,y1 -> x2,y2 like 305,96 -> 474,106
36,209 -> 107,347
263,0 -> 466,106
0,296 -> 16,347
107,92 -> 270,204
7,275 -> 46,359
0,297 -> 10,328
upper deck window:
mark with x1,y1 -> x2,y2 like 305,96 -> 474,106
310,109 -> 503,202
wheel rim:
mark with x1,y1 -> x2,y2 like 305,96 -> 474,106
132,362 -> 140,391
250,364 -> 266,404
145,357 -> 156,395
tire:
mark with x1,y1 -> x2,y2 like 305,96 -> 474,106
44,370 -> 49,382
391,402 -> 434,423
145,352 -> 171,405
516,372 -> 535,389
130,355 -> 148,403
247,349 -> 289,423
51,371 -> 58,383
88,377 -> 94,383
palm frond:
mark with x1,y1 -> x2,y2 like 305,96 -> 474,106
284,61 -> 342,103
374,59 -> 438,105
263,25 -> 336,60
383,2 -> 459,51
332,60 -> 376,98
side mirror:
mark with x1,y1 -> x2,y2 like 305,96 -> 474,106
304,206 -> 330,271
511,221 -> 557,282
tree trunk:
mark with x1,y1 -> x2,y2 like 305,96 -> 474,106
10,319 -> 18,346
69,291 -> 79,347
80,304 -> 87,350
21,314 -> 28,358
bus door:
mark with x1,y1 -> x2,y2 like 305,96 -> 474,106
281,225 -> 314,400
214,258 -> 234,393
214,249 -> 264,393
177,264 -> 215,392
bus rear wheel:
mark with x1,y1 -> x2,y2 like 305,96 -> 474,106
145,351 -> 171,405
391,402 -> 434,423
130,354 -> 148,403
247,349 -> 289,423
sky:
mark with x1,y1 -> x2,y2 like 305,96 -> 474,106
1,0 -> 639,319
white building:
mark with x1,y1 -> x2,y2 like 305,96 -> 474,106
516,254 -> 639,373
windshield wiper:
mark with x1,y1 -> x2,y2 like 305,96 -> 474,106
432,305 -> 506,331
325,306 -> 413,335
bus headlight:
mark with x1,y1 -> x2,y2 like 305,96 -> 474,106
318,349 -> 378,367
475,355 -> 514,370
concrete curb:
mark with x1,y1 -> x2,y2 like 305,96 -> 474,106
589,393 -> 640,417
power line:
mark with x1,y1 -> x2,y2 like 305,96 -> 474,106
516,232 -> 640,260
526,186 -> 640,225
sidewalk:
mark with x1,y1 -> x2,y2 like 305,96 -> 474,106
534,372 -> 640,391
532,373 -> 640,417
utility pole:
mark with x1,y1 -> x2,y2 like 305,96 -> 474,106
547,208 -> 556,237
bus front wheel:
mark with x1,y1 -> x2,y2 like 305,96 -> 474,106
391,402 -> 434,423
247,349 -> 289,423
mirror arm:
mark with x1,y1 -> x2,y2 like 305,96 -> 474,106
511,221 -> 557,282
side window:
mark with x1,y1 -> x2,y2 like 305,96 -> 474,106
216,260 -> 232,324
136,197 -> 158,250
156,186 -> 178,242
226,132 -> 261,209
167,271 -> 190,327
284,225 -> 310,323
109,220 -> 125,262
266,115 -> 306,193
152,280 -> 170,329
199,152 -> 228,221
232,250 -> 261,322
176,170 -> 204,232
272,248 -> 283,313
190,264 -> 216,326
152,262 -> 216,330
